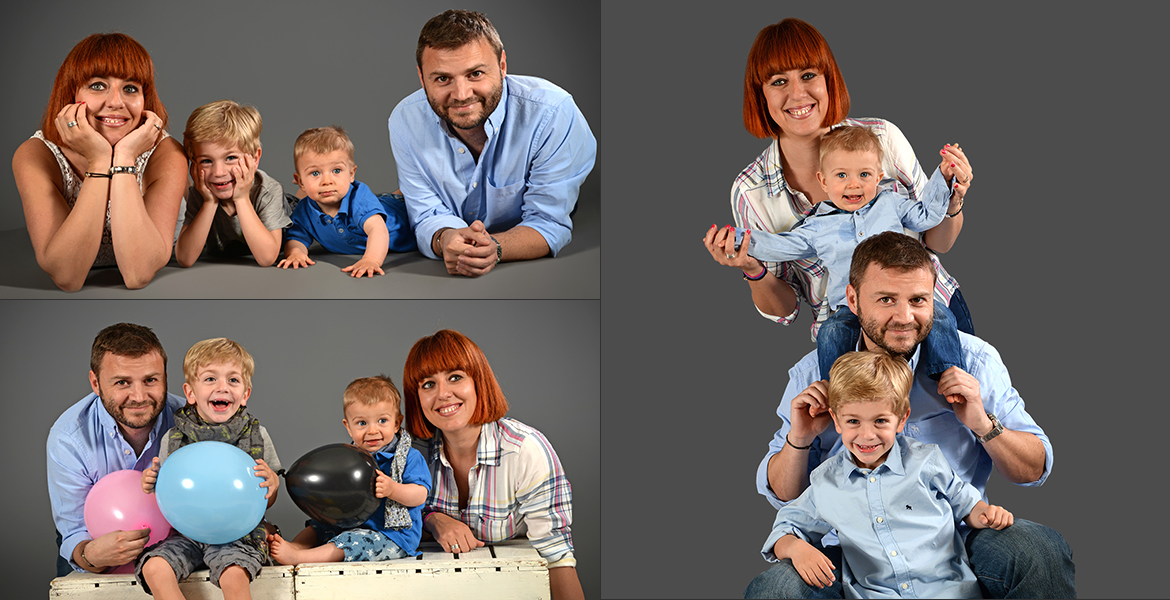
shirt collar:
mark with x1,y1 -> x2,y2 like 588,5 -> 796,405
428,420 -> 519,468
840,434 -> 908,483
311,181 -> 357,220
372,432 -> 401,458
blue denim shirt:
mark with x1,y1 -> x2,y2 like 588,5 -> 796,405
756,333 -> 1053,514
739,168 -> 952,311
763,435 -> 983,599
388,75 -> 597,258
47,392 -> 185,571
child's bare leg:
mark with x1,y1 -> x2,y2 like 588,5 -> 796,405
270,534 -> 345,565
219,564 -> 252,600
141,556 -> 186,600
269,526 -> 321,565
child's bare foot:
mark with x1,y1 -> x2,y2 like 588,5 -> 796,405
268,533 -> 308,565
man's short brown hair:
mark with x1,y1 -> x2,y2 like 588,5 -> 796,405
848,231 -> 936,291
90,323 -> 167,376
416,9 -> 504,68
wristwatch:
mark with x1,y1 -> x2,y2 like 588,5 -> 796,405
977,412 -> 1003,443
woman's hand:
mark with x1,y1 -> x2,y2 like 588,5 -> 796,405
938,143 -> 973,207
702,225 -> 765,277
54,102 -> 111,165
112,109 -> 164,162
425,512 -> 485,554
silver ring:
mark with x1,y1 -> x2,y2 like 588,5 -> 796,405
451,544 -> 460,551
153,123 -> 161,131
67,121 -> 78,128
725,253 -> 736,260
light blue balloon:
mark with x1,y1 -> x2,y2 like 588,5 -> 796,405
154,441 -> 267,545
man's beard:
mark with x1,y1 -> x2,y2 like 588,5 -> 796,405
429,81 -> 503,131
99,383 -> 164,431
856,307 -> 932,359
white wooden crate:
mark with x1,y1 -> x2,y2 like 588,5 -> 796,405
49,564 -> 295,599
294,540 -> 549,599
48,540 -> 548,599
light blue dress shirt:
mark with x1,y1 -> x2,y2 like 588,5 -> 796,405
47,392 -> 185,571
762,436 -> 983,599
740,168 -> 951,311
388,75 -> 597,258
755,333 -> 1053,515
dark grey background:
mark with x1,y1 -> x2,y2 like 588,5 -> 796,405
0,0 -> 600,297
602,2 -> 1164,599
3,299 -> 599,598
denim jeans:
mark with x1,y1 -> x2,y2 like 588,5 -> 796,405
816,295 -> 968,381
743,519 -> 1075,599
55,529 -> 72,578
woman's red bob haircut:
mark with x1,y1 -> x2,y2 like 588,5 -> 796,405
742,18 -> 849,139
39,33 -> 168,148
402,329 -> 509,439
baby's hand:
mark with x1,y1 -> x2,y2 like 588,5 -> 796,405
254,458 -> 279,500
141,457 -> 160,494
374,469 -> 395,499
341,257 -> 385,278
277,252 -> 315,270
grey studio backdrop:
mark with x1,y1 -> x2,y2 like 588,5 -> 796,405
1,300 -> 599,598
0,0 -> 600,298
600,2 -> 1165,600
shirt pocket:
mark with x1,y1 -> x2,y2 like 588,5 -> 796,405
480,512 -> 517,543
484,180 -> 526,225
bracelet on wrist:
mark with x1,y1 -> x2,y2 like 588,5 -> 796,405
947,201 -> 964,218
488,234 -> 501,265
109,165 -> 138,176
785,433 -> 813,450
742,264 -> 767,281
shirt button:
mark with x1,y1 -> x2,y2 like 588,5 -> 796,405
890,551 -> 897,557
876,517 -> 883,523
472,182 -> 477,188
858,231 -> 864,237
902,583 -> 909,590
869,477 -> 876,482
458,148 -> 465,154
338,228 -> 344,233
124,449 -> 131,455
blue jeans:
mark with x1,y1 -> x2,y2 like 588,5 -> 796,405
816,291 -> 970,381
743,519 -> 1075,599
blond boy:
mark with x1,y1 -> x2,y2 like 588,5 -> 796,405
268,376 -> 430,564
277,127 -> 416,277
762,351 -> 1012,598
137,338 -> 281,599
176,100 -> 292,267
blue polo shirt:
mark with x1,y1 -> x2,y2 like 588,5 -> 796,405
285,181 -> 415,254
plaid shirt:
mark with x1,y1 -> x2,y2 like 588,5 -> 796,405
424,418 -> 575,568
730,117 -> 960,341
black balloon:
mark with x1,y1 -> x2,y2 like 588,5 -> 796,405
283,443 -> 381,528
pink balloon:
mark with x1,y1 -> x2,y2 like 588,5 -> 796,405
84,469 -> 172,572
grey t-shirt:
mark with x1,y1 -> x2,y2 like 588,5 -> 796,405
182,168 -> 292,257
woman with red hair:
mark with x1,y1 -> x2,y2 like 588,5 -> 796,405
701,18 -> 974,341
12,33 -> 186,291
402,329 -> 584,600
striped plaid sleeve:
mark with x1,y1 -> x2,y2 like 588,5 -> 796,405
508,423 -> 575,568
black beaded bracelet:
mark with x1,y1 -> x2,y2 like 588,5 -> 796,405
785,434 -> 813,450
